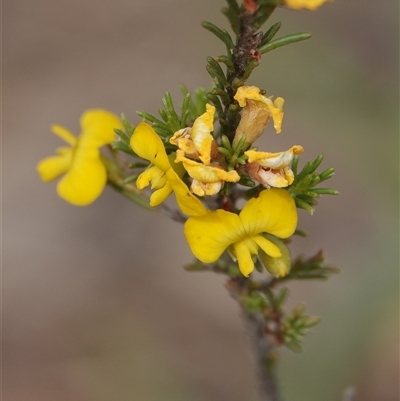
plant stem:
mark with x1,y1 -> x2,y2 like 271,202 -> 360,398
243,311 -> 282,401
227,277 -> 282,401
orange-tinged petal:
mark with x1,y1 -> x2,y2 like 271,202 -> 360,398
37,147 -> 73,182
79,109 -> 122,148
191,104 -> 215,165
240,189 -> 297,239
57,148 -> 106,206
176,151 -> 240,183
184,209 -> 245,263
130,122 -> 170,172
245,146 -> 304,169
234,86 -> 284,133
191,179 -> 222,197
258,168 -> 294,188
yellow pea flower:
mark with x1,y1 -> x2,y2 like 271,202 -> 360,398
184,189 -> 297,277
130,122 -> 207,217
170,103 -> 240,196
245,145 -> 304,188
233,86 -> 284,148
37,109 -> 122,206
170,103 -> 215,165
175,150 -> 240,196
283,0 -> 333,10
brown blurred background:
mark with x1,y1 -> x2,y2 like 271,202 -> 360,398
3,1 -> 399,400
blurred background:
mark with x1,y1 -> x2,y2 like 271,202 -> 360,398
3,1 -> 399,400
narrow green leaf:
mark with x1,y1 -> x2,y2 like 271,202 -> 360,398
137,110 -> 169,130
207,56 -> 229,88
216,55 -> 235,72
158,108 -> 169,123
206,93 -> 224,117
242,59 -> 260,81
120,114 -> 134,135
221,135 -> 233,152
291,155 -> 299,176
217,146 -> 232,158
111,141 -> 135,155
114,128 -> 130,144
310,154 -> 324,172
123,174 -> 140,184
310,188 -> 339,195
295,198 -> 315,214
260,22 -> 281,47
201,21 -> 235,50
211,87 -> 231,106
259,32 -> 312,54
319,167 -> 335,181
254,4 -> 277,29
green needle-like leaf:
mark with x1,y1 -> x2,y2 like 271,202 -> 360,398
202,21 -> 235,50
259,32 -> 312,54
260,22 -> 281,47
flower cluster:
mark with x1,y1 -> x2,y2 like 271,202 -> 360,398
127,85 -> 302,277
37,0 -> 335,280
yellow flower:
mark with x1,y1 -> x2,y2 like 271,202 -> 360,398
184,189 -> 297,277
245,145 -> 304,188
170,103 -> 215,165
175,150 -> 241,196
37,109 -> 122,206
170,103 -> 240,195
130,122 -> 207,216
233,86 -> 284,148
283,0 -> 333,11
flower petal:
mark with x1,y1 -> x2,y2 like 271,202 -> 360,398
130,122 -> 170,171
234,86 -> 284,133
253,234 -> 281,258
136,166 -> 166,190
57,148 -> 107,206
149,182 -> 173,206
165,169 -> 207,216
191,179 -> 222,196
79,109 -> 122,147
258,168 -> 294,188
240,189 -> 297,238
51,125 -> 77,146
258,235 -> 291,277
245,146 -> 304,169
190,104 -> 215,165
233,240 -> 255,277
176,151 -> 240,183
283,0 -> 333,11
184,209 -> 244,263
37,148 -> 73,182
